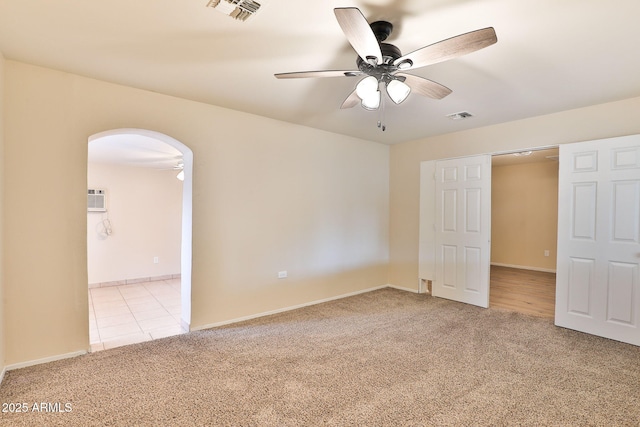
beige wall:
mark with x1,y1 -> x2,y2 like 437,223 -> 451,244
87,163 -> 182,284
0,52 -> 5,373
5,55 -> 640,367
389,96 -> 640,290
491,161 -> 558,271
3,61 -> 390,365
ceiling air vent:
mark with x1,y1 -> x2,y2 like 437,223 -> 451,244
206,0 -> 262,21
446,111 -> 474,121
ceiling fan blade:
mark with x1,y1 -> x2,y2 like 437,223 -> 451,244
397,73 -> 452,100
340,90 -> 360,109
275,70 -> 362,79
393,27 -> 497,70
334,7 -> 383,65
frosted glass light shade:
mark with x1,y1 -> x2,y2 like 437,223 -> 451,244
386,79 -> 411,104
356,76 -> 378,100
360,90 -> 381,110
356,76 -> 381,110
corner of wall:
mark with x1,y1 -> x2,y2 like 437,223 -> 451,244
0,50 -> 6,381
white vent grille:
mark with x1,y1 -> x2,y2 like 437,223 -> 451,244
446,111 -> 474,121
88,189 -> 107,212
206,0 -> 262,21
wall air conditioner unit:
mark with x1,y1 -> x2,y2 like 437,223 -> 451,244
88,189 -> 107,212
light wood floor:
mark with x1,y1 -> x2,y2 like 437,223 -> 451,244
489,265 -> 556,318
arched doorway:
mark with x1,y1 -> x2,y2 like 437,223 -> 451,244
87,129 -> 193,350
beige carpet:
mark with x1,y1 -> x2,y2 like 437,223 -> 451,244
1,288 -> 639,426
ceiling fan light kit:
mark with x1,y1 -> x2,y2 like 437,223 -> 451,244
275,7 -> 497,130
361,91 -> 381,111
386,79 -> 411,104
356,76 -> 381,110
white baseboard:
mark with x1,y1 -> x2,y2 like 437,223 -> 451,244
388,284 -> 421,294
89,274 -> 181,289
5,350 -> 87,372
0,367 -> 6,385
192,285 -> 391,331
491,262 -> 556,273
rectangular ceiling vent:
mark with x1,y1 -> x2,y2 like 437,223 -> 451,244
446,111 -> 474,121
206,0 -> 262,21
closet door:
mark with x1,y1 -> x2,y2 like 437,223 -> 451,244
433,155 -> 492,308
556,135 -> 640,345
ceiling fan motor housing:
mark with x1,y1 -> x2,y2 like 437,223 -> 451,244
370,21 -> 393,41
380,43 -> 402,62
356,42 -> 403,78
356,20 -> 403,76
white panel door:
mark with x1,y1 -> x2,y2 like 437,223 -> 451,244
434,155 -> 492,308
556,135 -> 640,345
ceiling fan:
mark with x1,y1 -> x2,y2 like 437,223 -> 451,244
275,7 -> 497,130
159,160 -> 185,180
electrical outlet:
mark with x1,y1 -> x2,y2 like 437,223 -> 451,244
278,271 -> 288,279
544,250 -> 550,257
153,257 -> 159,264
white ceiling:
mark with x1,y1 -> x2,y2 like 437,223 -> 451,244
1,0 -> 640,146
89,134 -> 182,169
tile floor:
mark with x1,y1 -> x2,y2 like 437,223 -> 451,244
88,278 -> 187,352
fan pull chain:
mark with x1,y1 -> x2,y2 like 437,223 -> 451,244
377,93 -> 386,131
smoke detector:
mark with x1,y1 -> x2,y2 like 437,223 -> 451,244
446,111 -> 474,121
206,0 -> 263,21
